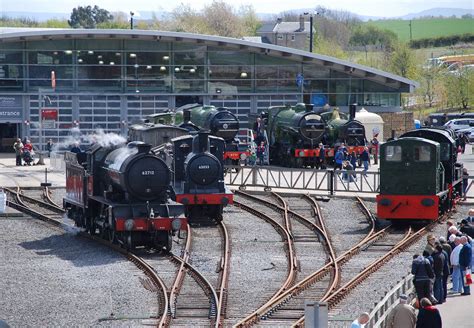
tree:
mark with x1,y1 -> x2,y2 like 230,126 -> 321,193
68,5 -> 113,29
444,69 -> 474,109
202,0 -> 242,37
238,5 -> 260,36
417,66 -> 444,107
389,42 -> 417,79
350,25 -> 397,51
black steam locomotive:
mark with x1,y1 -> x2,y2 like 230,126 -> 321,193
170,131 -> 233,223
63,142 -> 187,251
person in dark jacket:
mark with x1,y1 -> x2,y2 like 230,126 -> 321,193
360,146 -> 370,176
412,254 -> 434,301
459,219 -> 474,238
349,151 -> 357,170
316,143 -> 325,169
431,244 -> 446,303
438,238 -> 451,303
459,236 -> 472,295
416,298 -> 442,328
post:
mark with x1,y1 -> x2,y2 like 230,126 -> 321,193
409,20 -> 412,42
309,15 -> 313,53
130,11 -> 134,30
41,168 -> 52,187
304,301 -> 328,328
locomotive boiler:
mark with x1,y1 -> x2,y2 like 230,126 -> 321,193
63,142 -> 186,251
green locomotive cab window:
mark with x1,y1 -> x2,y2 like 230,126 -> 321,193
440,143 -> 450,161
385,145 -> 402,162
414,145 -> 431,162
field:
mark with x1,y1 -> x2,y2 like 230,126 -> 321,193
366,18 -> 474,41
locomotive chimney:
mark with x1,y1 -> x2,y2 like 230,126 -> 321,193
194,130 -> 210,153
305,103 -> 314,112
183,109 -> 191,122
137,143 -> 151,154
349,104 -> 357,121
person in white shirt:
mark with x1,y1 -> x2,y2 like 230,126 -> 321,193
450,236 -> 463,293
351,312 -> 369,328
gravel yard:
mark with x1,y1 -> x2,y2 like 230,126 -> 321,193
0,216 -> 156,327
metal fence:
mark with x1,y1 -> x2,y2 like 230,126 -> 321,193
46,155 -> 474,199
366,274 -> 415,328
225,165 -> 380,195
225,165 -> 474,199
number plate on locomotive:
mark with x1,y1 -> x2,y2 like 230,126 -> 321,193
141,170 -> 155,175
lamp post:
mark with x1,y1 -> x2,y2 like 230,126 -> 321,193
303,12 -> 315,53
130,11 -> 134,30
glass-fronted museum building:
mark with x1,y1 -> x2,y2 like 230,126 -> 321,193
0,28 -> 417,150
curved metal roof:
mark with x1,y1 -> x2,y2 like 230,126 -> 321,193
0,28 -> 418,92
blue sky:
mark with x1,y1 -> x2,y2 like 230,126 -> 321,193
0,0 -> 472,17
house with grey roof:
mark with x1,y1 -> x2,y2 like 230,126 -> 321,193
257,16 -> 314,50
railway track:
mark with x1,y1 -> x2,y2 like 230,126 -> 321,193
3,186 -> 170,328
165,220 -> 231,327
292,203 -> 444,327
233,191 -> 335,327
232,193 -> 395,327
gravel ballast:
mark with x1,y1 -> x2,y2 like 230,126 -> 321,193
0,216 -> 156,327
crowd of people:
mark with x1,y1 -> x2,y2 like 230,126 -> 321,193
370,213 -> 473,328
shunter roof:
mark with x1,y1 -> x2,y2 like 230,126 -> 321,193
0,28 -> 418,92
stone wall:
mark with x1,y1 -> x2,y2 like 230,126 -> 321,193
379,112 -> 414,140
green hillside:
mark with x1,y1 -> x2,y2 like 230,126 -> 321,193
367,18 -> 474,41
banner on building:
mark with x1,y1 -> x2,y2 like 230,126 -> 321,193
41,108 -> 58,129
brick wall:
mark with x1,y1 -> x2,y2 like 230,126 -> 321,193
379,112 -> 414,140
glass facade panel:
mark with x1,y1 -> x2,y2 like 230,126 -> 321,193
173,50 -> 205,93
28,50 -> 73,89
125,51 -> 171,91
78,51 -> 121,90
0,49 -> 23,90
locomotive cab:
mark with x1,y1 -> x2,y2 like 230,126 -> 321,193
377,137 -> 446,221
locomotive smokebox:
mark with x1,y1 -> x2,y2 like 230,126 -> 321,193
349,104 -> 357,121
194,131 -> 210,153
305,103 -> 314,112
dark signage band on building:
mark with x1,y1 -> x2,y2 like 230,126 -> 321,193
0,96 -> 23,122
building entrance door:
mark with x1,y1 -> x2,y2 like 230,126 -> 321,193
0,123 -> 19,152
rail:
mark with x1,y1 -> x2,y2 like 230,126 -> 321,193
5,187 -> 169,328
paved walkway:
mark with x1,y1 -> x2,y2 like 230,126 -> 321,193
0,153 -> 65,188
438,284 -> 474,327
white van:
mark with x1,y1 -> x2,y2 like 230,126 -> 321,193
444,118 -> 474,131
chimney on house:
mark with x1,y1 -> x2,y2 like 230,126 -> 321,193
276,17 -> 282,24
299,15 -> 305,31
